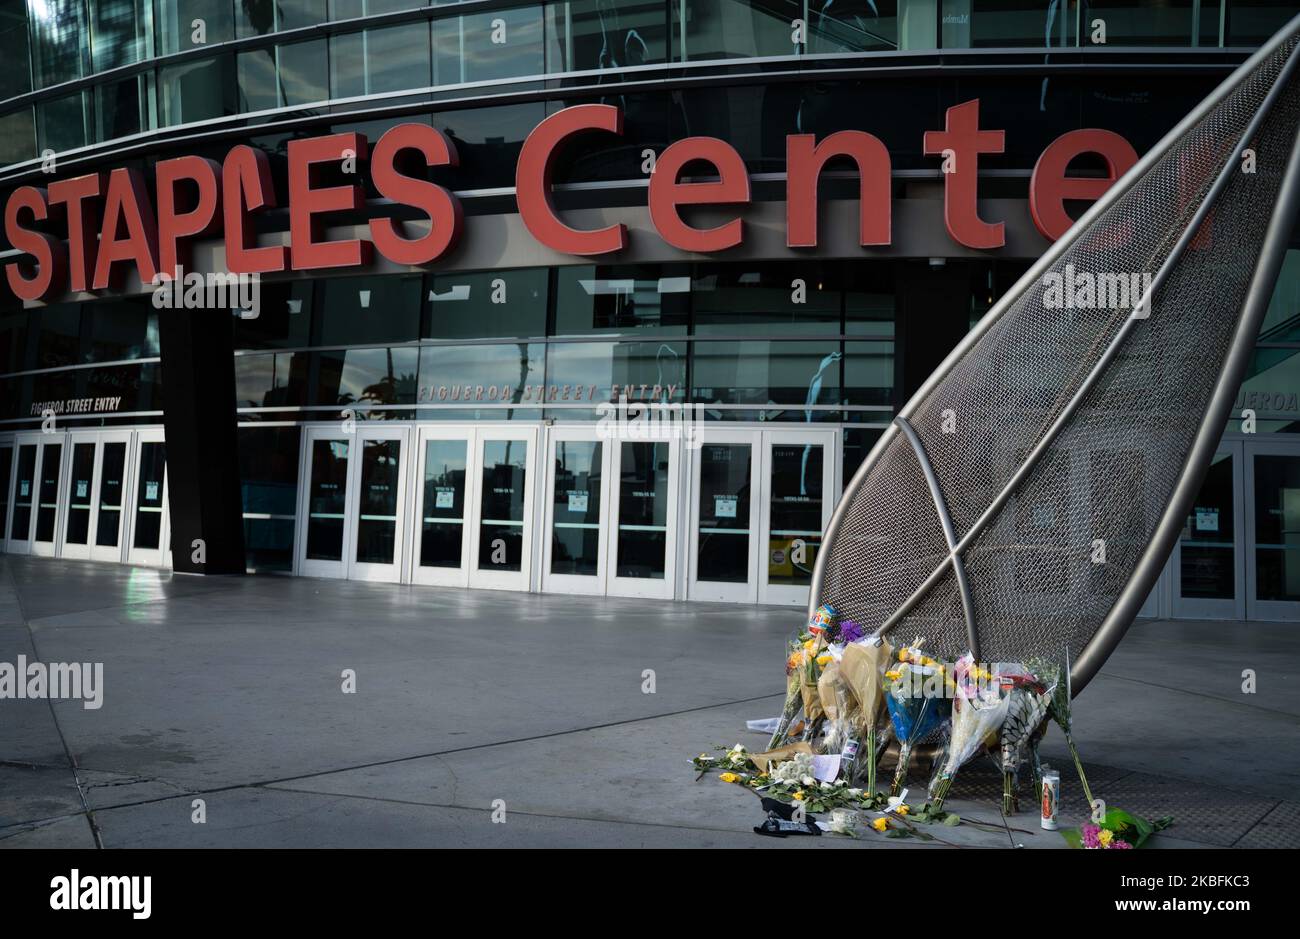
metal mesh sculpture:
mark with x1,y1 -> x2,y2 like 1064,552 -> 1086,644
811,15 -> 1300,693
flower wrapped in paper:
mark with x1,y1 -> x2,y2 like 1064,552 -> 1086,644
995,664 -> 1056,814
767,605 -> 838,749
882,642 -> 952,796
927,655 -> 1012,811
837,636 -> 893,794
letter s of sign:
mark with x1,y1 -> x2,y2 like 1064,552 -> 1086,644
516,104 -> 627,255
4,186 -> 67,301
369,124 -> 464,266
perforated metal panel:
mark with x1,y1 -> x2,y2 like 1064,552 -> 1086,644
812,15 -> 1300,686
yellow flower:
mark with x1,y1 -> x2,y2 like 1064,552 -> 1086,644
885,670 -> 901,681
1098,829 -> 1114,847
897,804 -> 911,815
803,640 -> 815,652
719,772 -> 740,783
816,654 -> 833,666
793,791 -> 806,801
872,817 -> 889,832
898,648 -> 911,663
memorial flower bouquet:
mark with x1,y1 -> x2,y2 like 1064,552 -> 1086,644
928,655 -> 1012,812
995,664 -> 1055,814
836,636 -> 893,794
883,642 -> 952,796
1063,809 -> 1174,849
768,605 -> 837,749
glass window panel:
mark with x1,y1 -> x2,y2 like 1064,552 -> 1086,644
1179,452 -> 1236,599
0,309 -> 31,374
0,7 -> 31,99
133,441 -> 166,549
843,340 -> 894,407
546,340 -> 687,405
30,0 -> 89,86
244,517 -> 296,571
696,442 -> 751,582
234,281 -> 313,349
808,0 -> 898,52
555,265 -> 690,336
692,340 -> 841,406
64,442 -> 96,545
355,437 -> 402,564
422,102 -> 544,191
238,46 -> 279,112
767,441 -> 823,586
1081,0 -> 1202,47
237,0 -> 320,35
10,444 -> 36,540
160,55 -> 238,126
237,426 -> 301,517
616,440 -> 668,579
477,438 -> 528,571
157,0 -> 235,54
1253,453 -> 1300,602
82,300 -> 159,363
37,92 -> 90,154
236,351 -> 310,408
318,275 -> 422,346
96,441 -> 127,547
676,0 -> 800,60
434,9 -> 545,85
1238,348 -> 1300,422
550,439 -> 602,575
1261,250 -> 1300,342
0,109 -> 37,166
91,0 -> 153,69
306,438 -> 348,561
419,438 -> 467,568
1228,1 -> 1298,46
332,24 -> 431,98
692,265 -> 840,336
942,0 -> 1079,48
35,443 -> 62,543
32,305 -> 83,370
549,0 -> 668,73
425,269 -> 548,340
314,347 -> 418,406
416,342 -> 544,406
94,73 -> 154,142
329,0 -> 414,17
278,38 -> 328,107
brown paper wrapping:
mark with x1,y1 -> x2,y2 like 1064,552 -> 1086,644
839,640 -> 894,736
817,662 -> 842,720
746,741 -> 815,775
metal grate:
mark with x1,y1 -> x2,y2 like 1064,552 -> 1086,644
813,18 -> 1300,675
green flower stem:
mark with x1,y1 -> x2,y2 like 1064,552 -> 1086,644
768,685 -> 802,750
930,775 -> 952,812
865,725 -> 877,796
1002,771 -> 1018,815
890,740 -> 913,797
1065,732 -> 1096,810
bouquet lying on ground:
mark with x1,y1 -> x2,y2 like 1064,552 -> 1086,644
883,643 -> 953,795
1063,809 -> 1174,849
928,655 -> 1011,812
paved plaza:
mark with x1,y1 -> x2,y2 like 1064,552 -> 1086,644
1,555 -> 1297,849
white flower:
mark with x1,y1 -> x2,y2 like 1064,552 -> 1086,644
847,788 -> 862,797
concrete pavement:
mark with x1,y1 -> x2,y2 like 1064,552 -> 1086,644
0,555 -> 1296,848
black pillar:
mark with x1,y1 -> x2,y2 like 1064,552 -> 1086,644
898,260 -> 974,400
158,308 -> 246,575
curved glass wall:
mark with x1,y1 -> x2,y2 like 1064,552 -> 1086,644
0,0 -> 1296,169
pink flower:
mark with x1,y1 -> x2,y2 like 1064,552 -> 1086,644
1081,823 -> 1102,849
1108,838 -> 1133,849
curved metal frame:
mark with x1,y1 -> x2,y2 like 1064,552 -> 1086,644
809,13 -> 1300,694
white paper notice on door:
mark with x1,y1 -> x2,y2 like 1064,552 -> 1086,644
568,491 -> 589,513
435,489 -> 454,509
1195,508 -> 1219,532
715,496 -> 737,519
146,481 -> 159,501
19,481 -> 29,497
76,480 -> 88,499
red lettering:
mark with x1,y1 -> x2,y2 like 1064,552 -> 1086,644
787,131 -> 891,248
369,124 -> 463,266
222,146 -> 288,275
156,155 -> 222,277
288,132 -> 372,270
924,99 -> 1005,249
648,137 -> 750,252
1030,129 -> 1138,241
4,186 -> 66,302
47,173 -> 103,292
92,167 -> 159,290
516,104 -> 626,255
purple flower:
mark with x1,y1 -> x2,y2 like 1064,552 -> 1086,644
1081,823 -> 1102,849
837,620 -> 865,644
1108,838 -> 1133,849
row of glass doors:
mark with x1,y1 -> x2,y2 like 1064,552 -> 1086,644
294,422 -> 839,605
0,429 -> 170,567
1140,436 -> 1300,621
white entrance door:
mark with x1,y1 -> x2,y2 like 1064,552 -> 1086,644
467,428 -> 538,592
606,435 -> 680,599
297,425 -> 410,583
60,432 -> 100,560
1172,444 -> 1245,619
410,426 -> 474,588
89,433 -> 133,563
1245,436 -> 1300,621
30,434 -> 66,558
689,427 -> 838,605
542,427 -> 609,596
126,429 -> 170,567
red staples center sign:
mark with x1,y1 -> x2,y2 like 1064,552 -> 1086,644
4,100 -> 1139,303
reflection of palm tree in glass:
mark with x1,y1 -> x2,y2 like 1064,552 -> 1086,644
595,0 -> 649,110
800,350 -> 841,494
